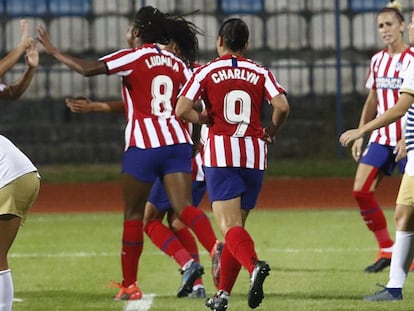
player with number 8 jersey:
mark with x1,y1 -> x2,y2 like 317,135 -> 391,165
100,44 -> 192,149
37,6 -> 220,300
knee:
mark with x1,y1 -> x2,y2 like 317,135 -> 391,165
353,190 -> 376,206
144,219 -> 161,235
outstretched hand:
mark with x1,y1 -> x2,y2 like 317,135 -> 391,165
25,40 -> 39,68
339,128 -> 364,147
37,25 -> 58,55
65,97 -> 93,113
19,19 -> 31,49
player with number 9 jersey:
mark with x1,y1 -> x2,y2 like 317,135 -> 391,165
176,18 -> 289,310
179,53 -> 286,170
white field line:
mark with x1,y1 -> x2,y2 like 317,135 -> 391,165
9,247 -> 377,258
123,294 -> 155,311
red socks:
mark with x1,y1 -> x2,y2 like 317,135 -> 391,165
121,220 -> 143,287
175,227 -> 200,262
225,226 -> 258,273
218,243 -> 241,294
180,205 -> 217,253
353,190 -> 393,248
144,220 -> 193,267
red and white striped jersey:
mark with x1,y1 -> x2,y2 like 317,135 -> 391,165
365,47 -> 414,146
179,54 -> 286,170
100,44 -> 193,150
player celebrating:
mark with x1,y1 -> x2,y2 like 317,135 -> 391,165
349,1 -> 413,273
176,18 -> 289,310
0,20 -> 40,311
37,6 -> 219,300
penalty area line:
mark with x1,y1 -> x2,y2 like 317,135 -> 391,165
123,294 -> 155,311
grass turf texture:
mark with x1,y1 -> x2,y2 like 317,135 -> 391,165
37,158 -> 360,183
10,209 -> 414,311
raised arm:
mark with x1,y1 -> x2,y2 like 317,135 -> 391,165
37,25 -> 106,76
0,40 -> 38,100
340,92 -> 414,147
65,97 -> 124,113
0,20 -> 32,77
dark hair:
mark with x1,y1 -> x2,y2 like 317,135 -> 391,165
377,1 -> 405,24
133,6 -> 169,44
218,18 -> 249,52
167,17 -> 203,66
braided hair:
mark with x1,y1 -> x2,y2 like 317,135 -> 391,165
133,6 -> 169,44
166,17 -> 203,66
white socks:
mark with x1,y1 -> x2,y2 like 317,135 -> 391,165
387,231 -> 414,288
0,269 -> 13,311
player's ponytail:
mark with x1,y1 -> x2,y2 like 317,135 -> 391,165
218,18 -> 249,53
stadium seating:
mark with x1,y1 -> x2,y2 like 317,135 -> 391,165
226,14 -> 264,49
91,75 -> 122,99
135,0 -> 176,13
313,58 -> 353,94
354,61 -> 370,94
307,0 -> 348,10
49,17 -> 91,53
1,63 -> 47,99
266,14 -> 307,50
92,0 -> 131,15
270,59 -> 310,96
5,17 -> 44,51
265,0 -> 305,13
49,0 -> 91,16
48,64 -> 91,99
5,0 -> 47,17
185,14 -> 219,52
310,13 -> 350,49
178,0 -> 216,13
220,0 -> 263,13
93,15 -> 130,52
349,0 -> 388,12
352,12 -> 383,50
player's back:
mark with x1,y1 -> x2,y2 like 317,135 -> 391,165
197,54 -> 269,139
101,44 -> 193,149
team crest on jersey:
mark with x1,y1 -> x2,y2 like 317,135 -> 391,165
395,61 -> 403,72
375,77 -> 403,90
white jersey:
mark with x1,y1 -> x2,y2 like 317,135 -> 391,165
0,135 -> 38,188
365,47 -> 414,146
398,58 -> 414,175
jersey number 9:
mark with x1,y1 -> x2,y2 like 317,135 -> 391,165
224,90 -> 251,137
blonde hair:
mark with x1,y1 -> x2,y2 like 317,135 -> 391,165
378,1 -> 404,23
386,1 -> 402,11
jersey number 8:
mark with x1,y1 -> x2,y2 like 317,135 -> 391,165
151,75 -> 173,118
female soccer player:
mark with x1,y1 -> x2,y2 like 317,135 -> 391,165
65,17 -> 220,299
0,20 -> 40,311
37,6 -> 219,300
350,1 -> 413,273
176,18 -> 290,310
340,9 -> 414,300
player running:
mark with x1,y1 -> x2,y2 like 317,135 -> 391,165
176,18 -> 290,310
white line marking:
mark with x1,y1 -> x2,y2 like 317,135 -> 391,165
123,294 -> 155,311
9,247 -> 376,258
13,298 -> 24,303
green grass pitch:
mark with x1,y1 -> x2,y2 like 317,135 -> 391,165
9,209 -> 414,311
